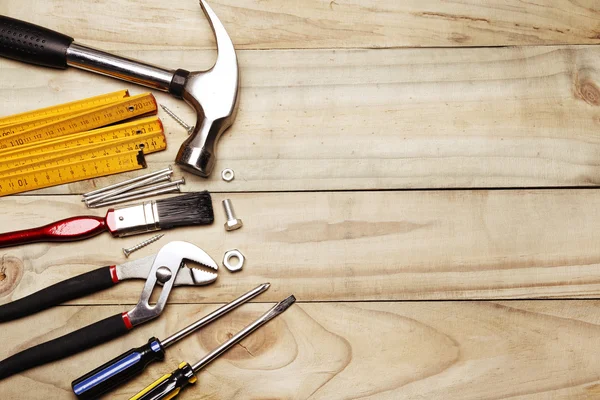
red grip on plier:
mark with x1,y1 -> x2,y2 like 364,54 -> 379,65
109,265 -> 119,283
121,313 -> 133,330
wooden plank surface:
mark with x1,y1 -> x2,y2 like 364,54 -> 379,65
2,0 -> 600,399
1,190 -> 600,303
1,301 -> 600,399
5,45 -> 600,191
2,0 -> 600,49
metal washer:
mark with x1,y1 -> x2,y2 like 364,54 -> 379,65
221,168 -> 235,182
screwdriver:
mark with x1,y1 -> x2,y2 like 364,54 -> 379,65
72,283 -> 271,400
130,295 -> 296,400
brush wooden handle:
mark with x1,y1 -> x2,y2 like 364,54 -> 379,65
0,216 -> 108,248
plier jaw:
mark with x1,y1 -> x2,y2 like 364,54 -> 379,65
114,248 -> 218,286
125,241 -> 219,327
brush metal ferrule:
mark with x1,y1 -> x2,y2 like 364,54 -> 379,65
112,201 -> 160,237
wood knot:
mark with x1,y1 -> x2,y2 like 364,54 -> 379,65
575,80 -> 600,106
0,256 -> 24,297
448,32 -> 470,44
47,79 -> 62,93
197,311 -> 280,360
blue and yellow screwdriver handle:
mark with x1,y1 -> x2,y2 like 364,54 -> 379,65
130,362 -> 197,400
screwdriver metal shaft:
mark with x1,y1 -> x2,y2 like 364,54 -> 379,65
163,283 -> 271,348
192,294 -> 296,372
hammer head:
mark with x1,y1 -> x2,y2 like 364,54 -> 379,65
175,0 -> 240,177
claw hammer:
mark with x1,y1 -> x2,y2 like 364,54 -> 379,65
0,0 -> 239,177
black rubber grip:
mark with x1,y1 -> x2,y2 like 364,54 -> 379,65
0,266 -> 116,322
0,15 -> 73,68
72,337 -> 166,399
0,313 -> 130,380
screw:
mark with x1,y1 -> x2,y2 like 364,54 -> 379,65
222,199 -> 243,231
160,104 -> 194,134
122,234 -> 165,258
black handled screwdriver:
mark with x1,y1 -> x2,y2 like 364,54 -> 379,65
72,283 -> 271,400
129,295 -> 296,400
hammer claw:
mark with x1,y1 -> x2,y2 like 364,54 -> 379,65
176,0 -> 240,177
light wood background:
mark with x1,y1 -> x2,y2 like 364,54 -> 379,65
1,1 -> 600,399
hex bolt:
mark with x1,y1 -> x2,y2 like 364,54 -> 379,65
122,234 -> 165,257
222,199 -> 243,231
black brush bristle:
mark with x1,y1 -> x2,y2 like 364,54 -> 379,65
156,192 -> 214,229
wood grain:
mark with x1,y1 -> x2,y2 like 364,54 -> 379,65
1,1 -> 599,398
4,45 -> 600,191
2,0 -> 600,50
1,301 -> 599,399
1,190 -> 600,303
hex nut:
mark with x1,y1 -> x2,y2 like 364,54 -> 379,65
223,249 -> 244,272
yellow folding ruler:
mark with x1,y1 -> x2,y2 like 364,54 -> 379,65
0,90 -> 129,128
0,117 -> 164,161
0,151 -> 147,196
0,131 -> 166,176
0,92 -> 157,148
0,92 -> 165,196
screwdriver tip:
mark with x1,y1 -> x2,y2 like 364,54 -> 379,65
273,295 -> 296,314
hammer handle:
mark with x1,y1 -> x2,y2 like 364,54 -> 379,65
0,15 -> 189,95
0,15 -> 73,68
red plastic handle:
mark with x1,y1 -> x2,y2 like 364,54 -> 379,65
0,216 -> 108,248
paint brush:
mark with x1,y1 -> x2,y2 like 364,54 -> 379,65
0,192 -> 213,248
